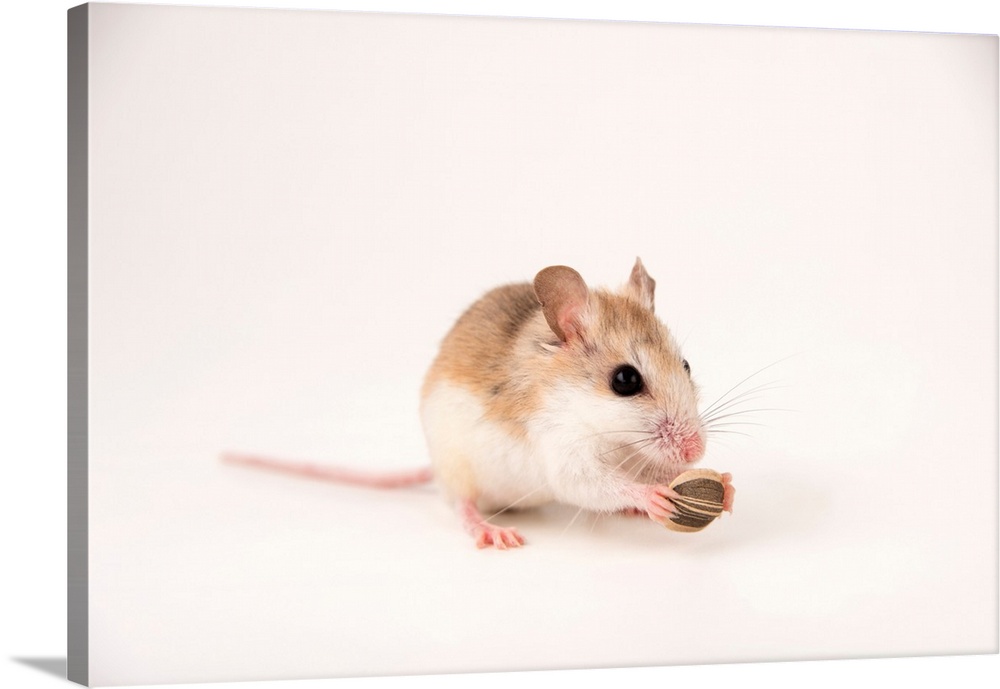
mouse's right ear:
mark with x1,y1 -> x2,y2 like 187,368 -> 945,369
533,266 -> 590,343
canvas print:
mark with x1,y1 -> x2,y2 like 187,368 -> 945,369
68,3 -> 998,686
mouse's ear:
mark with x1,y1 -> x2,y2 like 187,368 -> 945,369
534,266 -> 591,343
624,257 -> 656,312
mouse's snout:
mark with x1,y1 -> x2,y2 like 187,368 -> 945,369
656,417 -> 705,464
681,432 -> 705,463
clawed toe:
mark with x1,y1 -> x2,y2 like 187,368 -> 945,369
473,524 -> 525,550
717,473 -> 735,513
459,498 -> 526,550
640,484 -> 680,525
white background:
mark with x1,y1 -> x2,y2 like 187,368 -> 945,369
2,2 -> 999,689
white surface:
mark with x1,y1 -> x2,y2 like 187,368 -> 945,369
5,1 -> 996,686
82,4 -> 999,685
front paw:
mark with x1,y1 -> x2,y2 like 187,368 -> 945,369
641,484 -> 683,526
720,472 -> 735,513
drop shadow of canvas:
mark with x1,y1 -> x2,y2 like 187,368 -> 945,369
12,657 -> 67,681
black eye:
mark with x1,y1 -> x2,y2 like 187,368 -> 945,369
611,364 -> 644,396
682,359 -> 690,374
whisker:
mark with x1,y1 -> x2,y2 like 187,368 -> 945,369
702,396 -> 771,423
561,506 -> 587,536
702,407 -> 795,425
481,485 -> 548,523
623,445 -> 660,484
589,512 -> 602,534
704,421 -> 770,429
700,383 -> 787,420
697,359 -> 798,457
704,379 -> 784,407
599,436 -> 655,457
609,439 -> 656,473
701,385 -> 784,422
699,355 -> 799,419
582,429 -> 650,439
706,429 -> 753,438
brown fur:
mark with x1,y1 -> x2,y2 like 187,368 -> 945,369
422,283 -> 549,436
544,289 -> 691,412
422,266 -> 692,439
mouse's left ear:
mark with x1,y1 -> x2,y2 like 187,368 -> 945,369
625,257 -> 656,312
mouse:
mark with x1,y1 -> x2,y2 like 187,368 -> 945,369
223,258 -> 734,549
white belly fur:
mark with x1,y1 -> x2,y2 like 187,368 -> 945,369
420,381 -> 554,511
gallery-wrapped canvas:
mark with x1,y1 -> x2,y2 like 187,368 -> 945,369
68,3 -> 998,686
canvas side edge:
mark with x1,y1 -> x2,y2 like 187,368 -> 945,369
68,3 -> 89,686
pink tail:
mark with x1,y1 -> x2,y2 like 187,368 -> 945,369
221,451 -> 434,489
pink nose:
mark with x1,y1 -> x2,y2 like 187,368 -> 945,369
681,433 -> 705,463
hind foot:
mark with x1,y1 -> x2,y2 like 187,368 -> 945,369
458,498 -> 525,550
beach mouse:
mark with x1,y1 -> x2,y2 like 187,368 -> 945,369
224,259 -> 734,549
